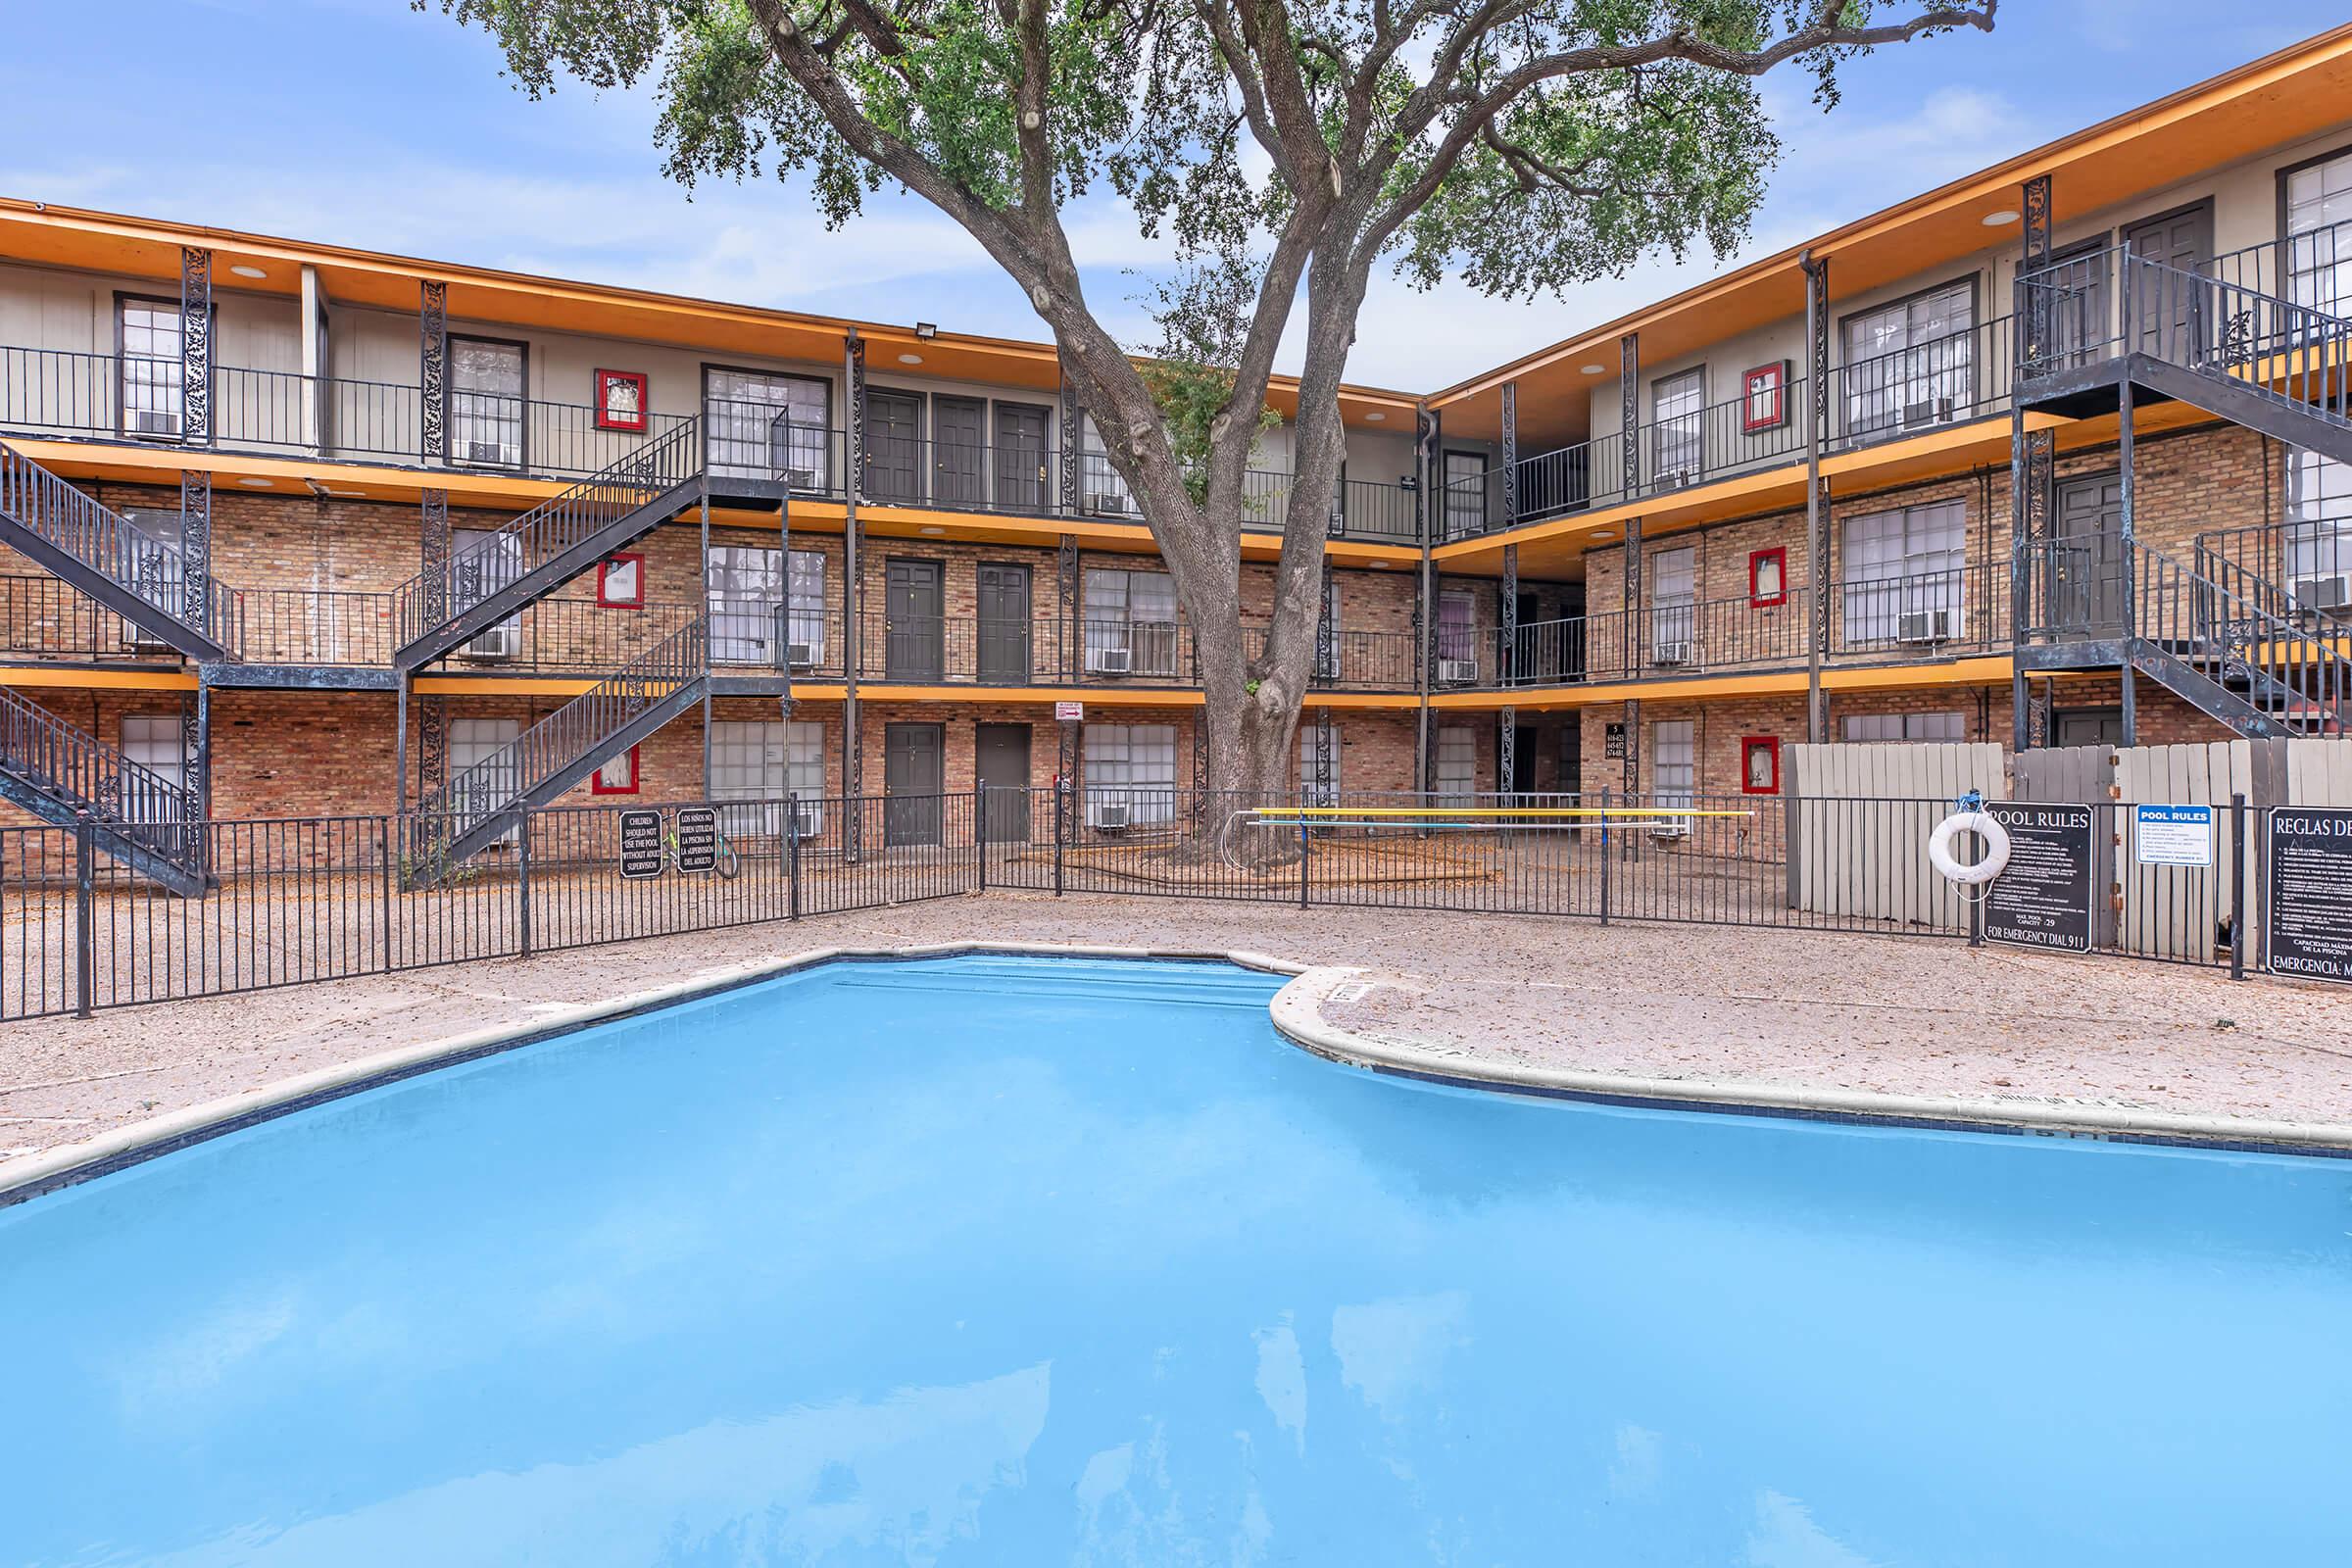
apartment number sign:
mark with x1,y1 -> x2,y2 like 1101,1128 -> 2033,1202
1604,722 -> 1626,760
1741,361 -> 1789,433
595,368 -> 649,432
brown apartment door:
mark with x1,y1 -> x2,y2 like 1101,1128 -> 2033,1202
994,403 -> 1050,513
883,722 -> 945,846
933,396 -> 987,507
2123,204 -> 2214,363
2052,472 -> 2126,634
885,559 -> 945,679
975,722 -> 1033,843
863,390 -> 923,504
976,563 -> 1033,683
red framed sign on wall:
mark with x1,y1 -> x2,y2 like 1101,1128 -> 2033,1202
597,552 -> 645,609
591,745 -> 642,796
594,368 -> 649,432
1741,361 -> 1789,433
1748,547 -> 1788,608
1740,735 -> 1782,795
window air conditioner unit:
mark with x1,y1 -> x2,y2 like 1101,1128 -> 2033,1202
1086,644 -> 1133,674
791,803 -> 824,838
1088,491 -> 1131,514
1659,466 -> 1694,490
462,622 -> 520,662
777,466 -> 819,489
1903,395 -> 1958,427
1438,657 -> 1479,685
1649,816 -> 1691,841
464,439 -> 514,466
1897,609 -> 1957,644
1096,803 -> 1132,831
122,623 -> 176,654
129,409 -> 180,437
1651,640 -> 1692,666
2292,574 -> 2351,612
785,641 -> 818,669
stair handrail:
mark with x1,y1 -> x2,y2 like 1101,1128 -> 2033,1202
391,416 -> 703,650
0,440 -> 244,656
0,683 -> 202,863
411,613 -> 709,839
2132,536 -> 2351,735
2115,251 -> 2352,426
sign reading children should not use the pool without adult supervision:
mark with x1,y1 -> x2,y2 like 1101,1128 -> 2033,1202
619,809 -> 664,879
2268,807 -> 2352,984
2133,802 -> 2215,866
1984,802 -> 2094,954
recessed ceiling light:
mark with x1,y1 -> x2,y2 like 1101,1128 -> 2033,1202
1369,560 -> 1389,568
328,489 -> 368,499
228,264 -> 268,279
898,353 -> 924,366
1581,364 -> 1607,375
1591,529 -> 1615,541
236,477 -> 274,488
1364,411 -> 1386,421
918,525 -> 946,535
1981,210 -> 2020,227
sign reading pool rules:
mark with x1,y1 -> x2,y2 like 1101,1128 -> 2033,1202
618,809 -> 664,879
2267,807 -> 2352,984
1984,802 -> 2094,954
2133,802 -> 2215,867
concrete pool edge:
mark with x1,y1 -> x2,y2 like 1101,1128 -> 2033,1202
0,940 -> 1306,1206
1268,965 -> 2352,1157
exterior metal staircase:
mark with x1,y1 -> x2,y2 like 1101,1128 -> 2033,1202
0,685 -> 207,895
405,615 -> 709,881
2121,252 -> 2352,466
391,419 -> 703,671
0,441 -> 240,661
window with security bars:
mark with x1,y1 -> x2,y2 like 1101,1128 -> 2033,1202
1434,726 -> 1477,803
2286,150 -> 2352,316
1649,546 -> 1696,661
449,337 -> 525,467
705,546 -> 790,666
710,719 -> 826,837
1650,368 -> 1705,486
1082,722 -> 1177,825
2285,448 -> 2352,609
1839,280 -> 1974,440
1841,711 -> 1965,743
449,527 -> 524,660
1082,568 -> 1179,676
1298,722 -> 1342,808
448,717 -> 521,842
119,714 -> 184,825
705,368 -> 829,484
1839,501 -> 1965,645
117,298 -> 184,439
1652,720 -> 1695,810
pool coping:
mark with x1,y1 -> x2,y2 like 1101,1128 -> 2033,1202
5,940 -> 2349,1206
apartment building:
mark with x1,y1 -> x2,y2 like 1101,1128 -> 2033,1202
5,24 -> 2352,887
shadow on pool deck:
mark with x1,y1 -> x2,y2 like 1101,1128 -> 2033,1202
3,892 -> 2349,1159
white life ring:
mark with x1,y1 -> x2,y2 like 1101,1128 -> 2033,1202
1928,809 -> 2010,884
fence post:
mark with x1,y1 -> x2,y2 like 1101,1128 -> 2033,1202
378,815 -> 396,975
2230,791 -> 2247,982
1597,786 -> 1611,926
73,809 -> 94,1019
787,794 -> 802,920
1054,780 -> 1067,897
1298,812 -> 1310,910
974,782 -> 987,893
516,809 -> 534,959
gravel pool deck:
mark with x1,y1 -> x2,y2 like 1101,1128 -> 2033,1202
5,892 -> 2350,1161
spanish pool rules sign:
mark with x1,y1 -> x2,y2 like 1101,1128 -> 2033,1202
2268,807 -> 2352,984
1984,803 -> 2095,953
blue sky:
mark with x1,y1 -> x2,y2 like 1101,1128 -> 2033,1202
3,2 -> 2342,390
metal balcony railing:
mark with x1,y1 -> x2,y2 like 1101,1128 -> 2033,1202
0,683 -> 200,865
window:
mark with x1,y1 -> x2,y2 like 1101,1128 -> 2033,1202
710,718 -> 825,836
2285,148 -> 2352,316
118,508 -> 185,648
707,545 -> 782,665
1653,719 -> 1695,809
597,553 -> 644,609
1078,416 -> 1136,515
1082,567 -> 1179,676
449,717 -> 522,842
1083,723 -> 1177,825
1437,585 -> 1478,673
1298,722 -> 1342,808
450,527 -> 523,658
117,298 -> 184,439
449,337 -> 525,467
119,714 -> 184,824
2285,448 -> 2352,607
1443,451 -> 1489,539
786,550 -> 827,662
1650,545 -> 1696,662
1749,548 -> 1787,608
1840,502 -> 1965,644
1740,736 -> 1780,795
1651,368 -> 1705,485
1434,726 -> 1478,803
705,368 -> 828,484
1840,280 -> 1975,440
591,744 -> 640,795
1841,710 -> 1966,743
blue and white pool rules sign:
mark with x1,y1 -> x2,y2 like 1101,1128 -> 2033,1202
2132,803 -> 2214,867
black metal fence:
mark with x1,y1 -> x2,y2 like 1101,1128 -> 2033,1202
0,787 -> 2294,1023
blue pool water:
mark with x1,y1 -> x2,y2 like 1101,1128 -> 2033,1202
3,955 -> 2348,1564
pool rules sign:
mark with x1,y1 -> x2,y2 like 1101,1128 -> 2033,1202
1983,803 -> 2095,954
2267,808 -> 2352,984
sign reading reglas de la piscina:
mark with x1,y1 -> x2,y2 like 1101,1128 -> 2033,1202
2133,803 -> 2214,866
1984,803 -> 2094,954
2268,807 -> 2352,984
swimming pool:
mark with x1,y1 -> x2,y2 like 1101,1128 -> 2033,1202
3,953 -> 2347,1564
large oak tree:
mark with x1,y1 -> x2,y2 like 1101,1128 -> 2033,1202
429,0 -> 1994,806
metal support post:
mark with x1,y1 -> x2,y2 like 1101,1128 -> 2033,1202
74,811 -> 94,1018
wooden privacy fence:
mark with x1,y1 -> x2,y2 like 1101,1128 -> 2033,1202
1786,742 -> 2006,933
